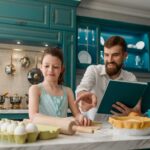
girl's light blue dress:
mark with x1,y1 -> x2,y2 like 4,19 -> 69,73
38,83 -> 68,117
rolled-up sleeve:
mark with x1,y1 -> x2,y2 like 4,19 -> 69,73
76,65 -> 96,95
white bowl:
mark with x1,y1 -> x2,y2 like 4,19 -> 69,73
136,41 -> 145,50
113,127 -> 150,136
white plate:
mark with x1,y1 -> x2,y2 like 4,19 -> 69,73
78,50 -> 92,64
136,41 -> 145,50
113,127 -> 150,136
100,36 -> 105,46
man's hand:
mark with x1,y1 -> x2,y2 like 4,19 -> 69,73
75,91 -> 97,112
111,99 -> 142,116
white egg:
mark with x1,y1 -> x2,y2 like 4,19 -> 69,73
7,122 -> 18,134
1,121 -> 10,132
14,124 -> 26,135
26,123 -> 38,133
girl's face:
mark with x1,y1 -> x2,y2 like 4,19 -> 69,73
41,54 -> 62,83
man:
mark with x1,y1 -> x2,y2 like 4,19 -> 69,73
76,36 -> 141,118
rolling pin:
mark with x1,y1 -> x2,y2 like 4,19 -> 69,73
23,118 -> 95,135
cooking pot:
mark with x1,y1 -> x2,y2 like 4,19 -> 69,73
10,94 -> 22,104
0,92 -> 8,105
27,57 -> 43,84
20,56 -> 30,68
5,55 -> 16,75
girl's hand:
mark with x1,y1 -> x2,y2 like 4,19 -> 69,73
75,114 -> 92,126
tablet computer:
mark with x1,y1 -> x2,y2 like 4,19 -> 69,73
97,80 -> 148,114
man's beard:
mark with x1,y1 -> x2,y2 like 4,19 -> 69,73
105,62 -> 123,76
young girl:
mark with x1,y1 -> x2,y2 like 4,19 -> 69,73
29,47 -> 91,126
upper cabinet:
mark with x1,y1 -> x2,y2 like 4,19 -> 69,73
100,28 -> 150,72
77,17 -> 150,72
50,4 -> 76,31
0,0 -> 50,28
0,0 -> 79,92
77,24 -> 98,68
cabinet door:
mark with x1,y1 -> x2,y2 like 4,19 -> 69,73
50,4 -> 75,31
77,25 -> 99,69
63,32 -> 76,91
0,24 -> 62,46
0,0 -> 49,28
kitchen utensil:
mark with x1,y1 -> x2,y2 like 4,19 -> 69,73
27,57 -> 43,84
23,118 -> 99,135
10,94 -> 22,109
20,56 -> 30,68
0,92 -> 8,103
5,54 -> 16,75
0,92 -> 8,109
100,36 -> 105,45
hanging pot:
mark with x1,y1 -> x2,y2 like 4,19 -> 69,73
5,54 -> 16,75
20,56 -> 30,68
27,57 -> 43,84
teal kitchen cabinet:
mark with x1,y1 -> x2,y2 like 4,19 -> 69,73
0,0 -> 50,28
0,0 -> 79,119
50,4 -> 76,31
0,24 -> 62,46
77,17 -> 150,72
63,32 -> 76,91
77,24 -> 99,69
100,28 -> 150,72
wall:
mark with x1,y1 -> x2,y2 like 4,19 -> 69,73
77,1 -> 150,26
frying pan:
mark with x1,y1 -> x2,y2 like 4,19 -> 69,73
5,54 -> 16,75
27,57 -> 43,84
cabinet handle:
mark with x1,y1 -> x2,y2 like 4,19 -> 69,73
16,20 -> 27,26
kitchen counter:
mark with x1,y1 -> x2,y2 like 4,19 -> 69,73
1,118 -> 150,150
0,109 -> 28,114
0,109 -> 28,120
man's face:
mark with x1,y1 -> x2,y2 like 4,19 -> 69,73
104,45 -> 127,77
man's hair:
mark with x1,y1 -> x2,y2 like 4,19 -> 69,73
104,36 -> 127,52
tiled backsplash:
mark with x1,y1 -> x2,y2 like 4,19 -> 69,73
0,43 -> 44,96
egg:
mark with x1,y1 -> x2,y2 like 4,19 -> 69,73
14,124 -> 26,135
7,122 -> 18,134
128,112 -> 141,117
25,123 -> 38,133
14,124 -> 27,144
25,123 -> 38,143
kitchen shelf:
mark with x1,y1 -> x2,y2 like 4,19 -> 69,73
77,17 -> 150,72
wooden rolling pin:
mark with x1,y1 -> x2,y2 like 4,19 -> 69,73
23,118 -> 100,135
